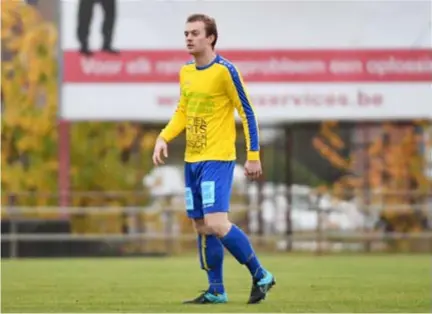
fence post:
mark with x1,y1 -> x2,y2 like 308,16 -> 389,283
7,195 -> 18,258
285,125 -> 293,251
165,195 -> 175,254
10,219 -> 18,259
315,197 -> 324,256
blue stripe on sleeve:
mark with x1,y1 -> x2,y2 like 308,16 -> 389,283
219,58 -> 259,151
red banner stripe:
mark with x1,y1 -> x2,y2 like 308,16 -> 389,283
63,49 -> 432,83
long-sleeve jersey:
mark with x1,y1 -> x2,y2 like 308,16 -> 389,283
159,54 -> 260,163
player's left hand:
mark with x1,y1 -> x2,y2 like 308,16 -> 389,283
244,160 -> 262,180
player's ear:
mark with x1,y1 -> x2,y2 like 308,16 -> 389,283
207,34 -> 215,46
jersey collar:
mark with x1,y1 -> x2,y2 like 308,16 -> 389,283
195,54 -> 220,70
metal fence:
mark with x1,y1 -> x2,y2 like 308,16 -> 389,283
2,188 -> 431,258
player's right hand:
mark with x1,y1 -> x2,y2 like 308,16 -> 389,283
152,137 -> 168,166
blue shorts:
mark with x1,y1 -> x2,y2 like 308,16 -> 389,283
184,161 -> 235,219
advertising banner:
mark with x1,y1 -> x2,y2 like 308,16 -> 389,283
60,0 -> 432,122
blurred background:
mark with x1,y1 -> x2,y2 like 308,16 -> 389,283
1,0 -> 432,259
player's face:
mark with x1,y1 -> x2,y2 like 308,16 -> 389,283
184,21 -> 213,55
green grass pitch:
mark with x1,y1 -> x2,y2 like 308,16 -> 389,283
1,254 -> 430,313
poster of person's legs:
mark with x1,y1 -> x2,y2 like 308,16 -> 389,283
77,0 -> 118,56
25,0 -> 39,5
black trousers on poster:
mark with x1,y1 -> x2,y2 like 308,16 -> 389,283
77,0 -> 116,51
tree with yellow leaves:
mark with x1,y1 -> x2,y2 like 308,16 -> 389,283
1,1 -> 59,204
313,120 -> 430,236
1,1 -> 158,211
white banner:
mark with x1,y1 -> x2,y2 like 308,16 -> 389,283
62,83 -> 432,122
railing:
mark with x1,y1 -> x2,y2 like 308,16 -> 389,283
2,188 -> 431,258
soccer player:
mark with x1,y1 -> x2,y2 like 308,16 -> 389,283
152,14 -> 275,304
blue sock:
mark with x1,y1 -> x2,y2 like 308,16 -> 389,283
220,224 -> 266,280
198,234 -> 225,294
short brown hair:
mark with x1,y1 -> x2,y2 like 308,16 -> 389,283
186,14 -> 218,49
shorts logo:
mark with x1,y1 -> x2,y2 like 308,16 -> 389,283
201,181 -> 215,206
185,187 -> 194,211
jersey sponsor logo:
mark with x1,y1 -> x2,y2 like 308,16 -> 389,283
185,91 -> 215,115
186,117 -> 207,153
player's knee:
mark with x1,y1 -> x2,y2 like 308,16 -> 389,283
204,213 -> 232,237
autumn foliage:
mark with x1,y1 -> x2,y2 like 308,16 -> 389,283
313,121 -> 431,233
1,2 -> 157,209
1,1 -> 59,200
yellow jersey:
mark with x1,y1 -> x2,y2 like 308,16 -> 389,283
159,54 -> 260,163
